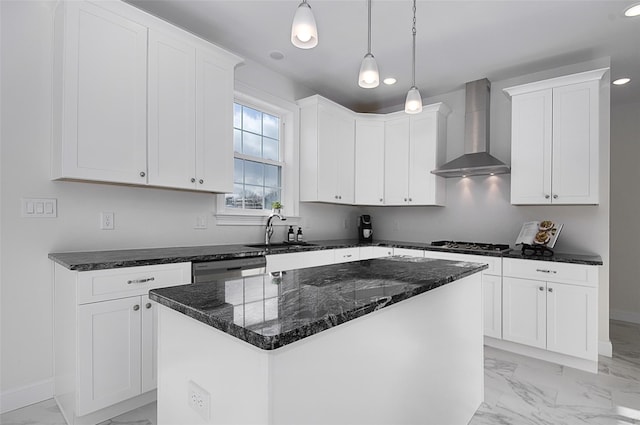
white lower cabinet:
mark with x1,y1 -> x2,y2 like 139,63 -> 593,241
502,258 -> 598,362
359,246 -> 393,260
54,262 -> 191,424
266,249 -> 335,273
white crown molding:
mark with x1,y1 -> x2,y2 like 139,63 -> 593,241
503,67 -> 609,98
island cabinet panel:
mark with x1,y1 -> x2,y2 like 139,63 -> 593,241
354,117 -> 385,205
53,262 -> 191,425
505,68 -> 607,205
51,0 -> 148,185
52,0 -> 242,192
299,96 -> 355,204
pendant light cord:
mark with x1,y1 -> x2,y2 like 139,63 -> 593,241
367,0 -> 372,54
411,0 -> 417,87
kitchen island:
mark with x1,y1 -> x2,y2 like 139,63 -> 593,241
150,256 -> 487,425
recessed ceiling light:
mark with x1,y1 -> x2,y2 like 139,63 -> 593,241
383,77 -> 397,85
624,2 -> 640,17
613,78 -> 631,85
269,51 -> 285,60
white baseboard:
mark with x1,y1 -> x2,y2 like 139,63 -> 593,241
0,378 -> 54,414
610,309 -> 640,325
599,339 -> 613,357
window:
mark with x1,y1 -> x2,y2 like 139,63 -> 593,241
226,103 -> 283,211
215,87 -> 299,225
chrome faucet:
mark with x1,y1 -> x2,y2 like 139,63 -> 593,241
265,212 -> 286,245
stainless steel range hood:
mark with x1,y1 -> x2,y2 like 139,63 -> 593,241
431,79 -> 510,178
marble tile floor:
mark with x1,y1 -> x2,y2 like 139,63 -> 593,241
2,320 -> 639,425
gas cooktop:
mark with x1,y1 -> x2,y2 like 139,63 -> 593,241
431,241 -> 511,253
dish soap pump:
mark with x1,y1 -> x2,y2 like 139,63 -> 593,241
287,225 -> 295,242
296,227 -> 304,242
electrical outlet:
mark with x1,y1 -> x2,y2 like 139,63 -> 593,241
194,215 -> 208,229
100,212 -> 114,230
188,380 -> 210,420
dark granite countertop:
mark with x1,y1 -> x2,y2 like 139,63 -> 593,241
149,256 -> 487,350
49,239 -> 602,271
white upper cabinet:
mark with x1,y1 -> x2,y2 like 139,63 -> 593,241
299,96 -> 355,204
52,1 -> 148,185
384,104 -> 449,206
504,68 -> 607,205
52,0 -> 242,192
354,117 -> 385,205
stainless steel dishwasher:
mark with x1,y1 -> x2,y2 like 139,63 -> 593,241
192,256 -> 267,283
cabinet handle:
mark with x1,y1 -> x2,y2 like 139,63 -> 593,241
133,304 -> 140,311
539,286 -> 544,291
548,287 -> 553,293
140,171 -> 146,178
545,194 -> 550,199
553,194 -> 558,199
199,179 -> 204,184
146,303 -> 152,309
127,277 -> 155,284
344,254 -> 352,258
535,269 -> 556,274
191,178 -> 196,183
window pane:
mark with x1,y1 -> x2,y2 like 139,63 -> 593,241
244,161 -> 264,186
233,104 -> 242,129
265,188 -> 280,210
234,159 -> 243,184
263,137 -> 279,161
263,113 -> 279,139
243,132 -> 261,157
225,184 -> 244,209
242,106 -> 262,134
233,129 -> 242,153
264,164 -> 280,187
244,185 -> 264,209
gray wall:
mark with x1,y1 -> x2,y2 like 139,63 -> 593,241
610,101 -> 640,323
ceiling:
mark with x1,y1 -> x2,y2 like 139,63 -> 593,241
126,0 -> 640,112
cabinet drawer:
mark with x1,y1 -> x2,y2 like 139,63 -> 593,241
334,247 -> 360,263
503,258 -> 597,287
423,251 -> 502,276
77,263 -> 191,304
359,246 -> 393,260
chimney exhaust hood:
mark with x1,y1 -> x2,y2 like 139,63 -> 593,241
431,78 -> 510,178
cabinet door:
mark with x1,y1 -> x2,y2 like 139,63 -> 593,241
483,274 -> 502,339
355,119 -> 385,205
141,295 -> 158,393
502,277 -> 546,349
317,104 -> 344,202
195,48 -> 234,193
551,81 -> 599,204
510,89 -> 553,204
77,297 -> 141,415
409,111 -> 441,205
56,1 -> 148,184
384,117 -> 410,205
546,283 -> 597,360
148,30 -> 197,190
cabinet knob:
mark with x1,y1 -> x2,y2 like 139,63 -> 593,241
140,171 -> 146,178
544,194 -> 550,199
191,178 -> 196,183
199,179 -> 204,184
379,198 -> 383,202
548,287 -> 553,293
539,286 -> 544,291
408,198 -> 412,202
133,304 -> 140,311
335,195 -> 339,199
146,303 -> 152,309
404,198 -> 408,202
553,194 -> 558,199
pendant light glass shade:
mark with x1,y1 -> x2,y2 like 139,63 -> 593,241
359,53 -> 379,88
291,1 -> 318,49
405,86 -> 423,114
358,0 -> 379,88
405,0 -> 423,114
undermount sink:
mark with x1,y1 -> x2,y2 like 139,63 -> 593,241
245,242 -> 316,249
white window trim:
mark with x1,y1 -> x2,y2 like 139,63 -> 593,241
215,83 -> 300,226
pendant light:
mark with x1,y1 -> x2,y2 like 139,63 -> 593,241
405,0 -> 422,114
291,0 -> 318,49
358,0 -> 379,88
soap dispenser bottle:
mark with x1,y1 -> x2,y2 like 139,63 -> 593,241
287,225 -> 295,242
296,227 -> 304,242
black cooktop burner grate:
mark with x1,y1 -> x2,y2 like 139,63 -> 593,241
431,241 -> 511,253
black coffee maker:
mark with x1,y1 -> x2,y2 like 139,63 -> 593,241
358,215 -> 373,242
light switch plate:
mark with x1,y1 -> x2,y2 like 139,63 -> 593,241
22,198 -> 57,218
